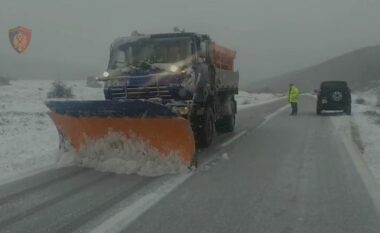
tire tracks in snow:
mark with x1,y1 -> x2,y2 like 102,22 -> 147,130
0,173 -> 114,231
90,101 -> 290,233
0,167 -> 88,206
53,178 -> 154,233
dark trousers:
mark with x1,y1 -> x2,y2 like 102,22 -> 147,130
290,102 -> 298,115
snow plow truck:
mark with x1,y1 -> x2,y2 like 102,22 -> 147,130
46,32 -> 239,166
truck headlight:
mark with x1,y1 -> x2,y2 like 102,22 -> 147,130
171,106 -> 190,115
169,65 -> 179,73
103,71 -> 110,78
178,106 -> 190,115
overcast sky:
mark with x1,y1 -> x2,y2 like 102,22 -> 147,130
1,0 -> 380,84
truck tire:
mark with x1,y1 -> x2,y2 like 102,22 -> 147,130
216,97 -> 236,133
197,107 -> 215,148
216,114 -> 235,133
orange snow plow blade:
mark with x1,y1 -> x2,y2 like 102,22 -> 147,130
46,100 -> 195,165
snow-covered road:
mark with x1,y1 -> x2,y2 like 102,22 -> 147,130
0,80 -> 281,182
1,96 -> 380,233
0,95 -> 288,233
120,97 -> 380,233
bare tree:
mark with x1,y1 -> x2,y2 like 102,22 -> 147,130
0,76 -> 10,86
131,30 -> 144,36
47,81 -> 74,99
173,27 -> 186,33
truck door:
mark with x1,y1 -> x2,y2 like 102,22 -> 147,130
200,39 -> 215,90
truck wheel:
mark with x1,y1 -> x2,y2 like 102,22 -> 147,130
198,107 -> 215,148
216,114 -> 235,133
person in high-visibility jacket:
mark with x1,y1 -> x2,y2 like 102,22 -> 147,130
288,84 -> 300,115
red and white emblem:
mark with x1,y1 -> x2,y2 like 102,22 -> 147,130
9,26 -> 32,54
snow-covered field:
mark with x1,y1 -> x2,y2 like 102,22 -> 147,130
236,91 -> 286,110
0,80 -> 281,181
351,89 -> 380,185
0,80 -> 103,183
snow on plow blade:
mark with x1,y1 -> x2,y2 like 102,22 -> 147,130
45,100 -> 195,165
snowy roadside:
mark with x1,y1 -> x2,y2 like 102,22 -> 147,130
0,80 -> 282,181
236,91 -> 286,111
350,90 -> 380,186
0,80 -> 103,183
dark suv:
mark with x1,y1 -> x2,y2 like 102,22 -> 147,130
316,81 -> 351,115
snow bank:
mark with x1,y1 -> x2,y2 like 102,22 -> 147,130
351,89 -> 380,185
236,91 -> 285,110
0,80 -> 103,182
58,133 -> 188,177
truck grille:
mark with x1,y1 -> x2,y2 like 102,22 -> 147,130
109,86 -> 173,99
127,86 -> 172,99
109,87 -> 127,99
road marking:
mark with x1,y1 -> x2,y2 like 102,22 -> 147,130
90,143 -> 232,233
220,130 -> 247,148
257,104 -> 289,129
90,172 -> 193,233
221,103 -> 290,148
90,101 -> 293,232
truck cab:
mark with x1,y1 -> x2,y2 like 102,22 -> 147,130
101,32 -> 239,147
103,33 -> 212,101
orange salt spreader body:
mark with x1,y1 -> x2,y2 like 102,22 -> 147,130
211,42 -> 236,71
45,100 -> 196,165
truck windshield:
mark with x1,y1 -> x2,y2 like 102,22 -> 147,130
109,37 -> 192,69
